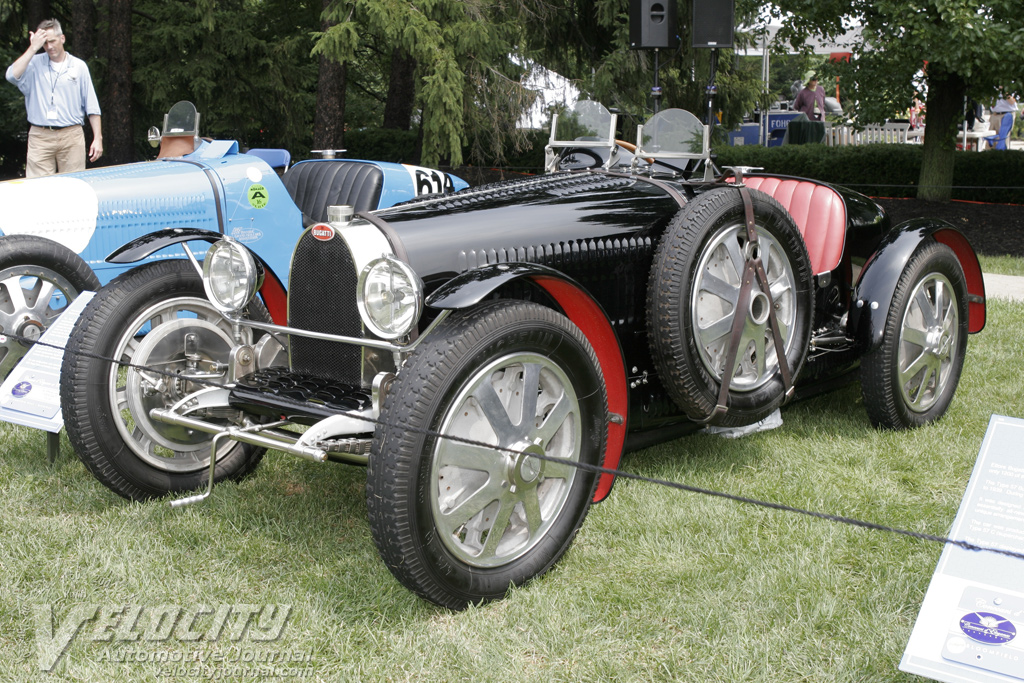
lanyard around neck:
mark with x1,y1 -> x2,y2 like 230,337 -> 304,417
48,57 -> 68,105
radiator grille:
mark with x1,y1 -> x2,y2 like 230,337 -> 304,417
288,228 -> 364,384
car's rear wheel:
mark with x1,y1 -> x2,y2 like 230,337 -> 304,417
861,241 -> 968,429
60,259 -> 268,501
648,187 -> 814,427
0,235 -> 99,380
367,301 -> 606,610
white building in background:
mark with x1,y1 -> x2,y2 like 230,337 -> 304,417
519,63 -> 579,130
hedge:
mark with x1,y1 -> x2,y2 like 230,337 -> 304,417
715,143 -> 1024,204
340,127 -> 1024,205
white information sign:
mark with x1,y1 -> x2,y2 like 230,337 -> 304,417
0,291 -> 94,432
901,415 -> 1024,682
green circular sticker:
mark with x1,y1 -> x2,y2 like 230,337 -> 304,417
248,183 -> 269,209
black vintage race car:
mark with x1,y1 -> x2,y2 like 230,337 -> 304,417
59,102 -> 986,610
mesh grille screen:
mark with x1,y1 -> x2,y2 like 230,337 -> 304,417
288,229 -> 363,383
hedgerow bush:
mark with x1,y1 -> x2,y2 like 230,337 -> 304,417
344,128 -> 1024,205
715,144 -> 1024,204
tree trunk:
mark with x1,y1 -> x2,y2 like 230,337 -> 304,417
917,70 -> 966,202
26,0 -> 51,32
102,0 -> 133,164
314,57 -> 346,151
313,0 -> 346,151
72,0 -> 96,62
382,47 -> 416,131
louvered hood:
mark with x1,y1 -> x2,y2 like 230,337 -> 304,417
373,172 -> 682,281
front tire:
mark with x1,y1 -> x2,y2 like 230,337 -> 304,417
0,235 -> 99,380
367,301 -> 607,610
861,241 -> 968,429
60,259 -> 268,501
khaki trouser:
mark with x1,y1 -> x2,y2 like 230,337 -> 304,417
26,125 -> 86,178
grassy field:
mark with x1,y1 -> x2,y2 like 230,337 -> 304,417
980,254 -> 1024,277
1,298 -> 1022,682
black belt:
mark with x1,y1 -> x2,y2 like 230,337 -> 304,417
31,123 -> 82,130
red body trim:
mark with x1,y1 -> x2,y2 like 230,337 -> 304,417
533,276 -> 627,502
258,271 -> 288,325
933,228 -> 987,333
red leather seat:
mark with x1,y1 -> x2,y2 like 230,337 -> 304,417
737,176 -> 846,275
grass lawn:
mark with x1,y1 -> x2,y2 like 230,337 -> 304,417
1,298 -> 1022,682
979,254 -> 1024,277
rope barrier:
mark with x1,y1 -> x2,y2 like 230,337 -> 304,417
8,330 -> 1024,563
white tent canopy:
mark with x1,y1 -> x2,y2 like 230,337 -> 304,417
735,24 -> 863,57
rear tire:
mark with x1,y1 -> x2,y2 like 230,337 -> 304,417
60,259 -> 268,501
861,242 -> 968,429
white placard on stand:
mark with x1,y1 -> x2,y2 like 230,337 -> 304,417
901,415 -> 1024,682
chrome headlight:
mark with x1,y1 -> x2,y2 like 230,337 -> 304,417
357,256 -> 423,340
202,239 -> 262,314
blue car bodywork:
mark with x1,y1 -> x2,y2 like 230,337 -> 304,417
0,139 -> 468,289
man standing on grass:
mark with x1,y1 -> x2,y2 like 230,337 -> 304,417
5,18 -> 103,177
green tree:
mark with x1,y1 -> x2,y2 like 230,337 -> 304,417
516,0 -> 766,134
130,0 -> 319,154
768,0 -> 1024,201
314,0 -> 536,167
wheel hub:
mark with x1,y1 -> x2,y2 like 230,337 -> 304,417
15,318 -> 45,346
507,439 -> 545,491
122,316 -> 234,459
925,325 -> 951,357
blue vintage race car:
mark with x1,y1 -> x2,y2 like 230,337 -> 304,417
0,101 -> 467,378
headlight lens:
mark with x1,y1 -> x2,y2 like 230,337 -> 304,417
357,256 -> 423,339
202,239 -> 262,313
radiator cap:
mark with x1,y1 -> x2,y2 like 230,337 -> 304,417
328,204 -> 354,226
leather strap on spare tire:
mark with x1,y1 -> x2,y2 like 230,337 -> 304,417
645,185 -> 813,429
708,186 -> 796,423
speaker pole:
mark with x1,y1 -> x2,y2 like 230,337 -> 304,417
652,48 -> 662,114
705,48 -> 718,130
703,48 -> 720,181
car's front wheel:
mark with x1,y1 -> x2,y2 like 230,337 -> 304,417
367,301 -> 607,610
60,259 -> 268,501
860,241 -> 968,429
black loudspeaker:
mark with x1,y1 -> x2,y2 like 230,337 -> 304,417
692,0 -> 734,48
629,0 -> 678,49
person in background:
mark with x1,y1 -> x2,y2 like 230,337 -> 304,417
5,18 -> 102,177
964,98 -> 984,130
986,93 -> 1018,149
909,96 -> 926,129
793,75 -> 826,121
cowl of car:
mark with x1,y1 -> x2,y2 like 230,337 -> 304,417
58,102 -> 986,610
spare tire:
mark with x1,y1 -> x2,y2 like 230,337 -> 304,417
647,186 -> 814,427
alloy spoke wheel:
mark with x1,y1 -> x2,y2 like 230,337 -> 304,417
691,223 -> 798,392
110,296 -> 239,472
0,266 -> 79,379
897,272 -> 959,413
431,353 -> 582,568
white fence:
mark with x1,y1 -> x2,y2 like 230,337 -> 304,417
825,122 -> 912,146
